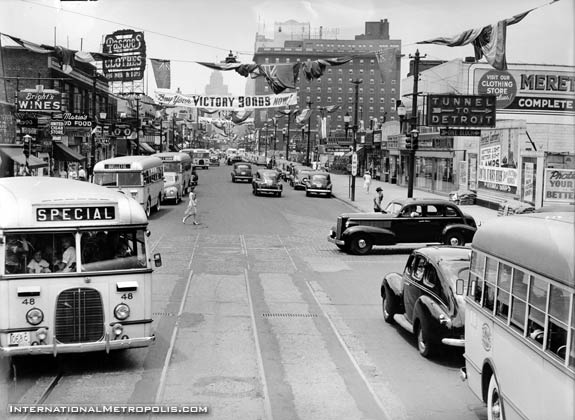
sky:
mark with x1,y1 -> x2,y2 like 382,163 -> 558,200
0,0 -> 573,96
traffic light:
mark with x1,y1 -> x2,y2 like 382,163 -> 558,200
405,132 -> 412,149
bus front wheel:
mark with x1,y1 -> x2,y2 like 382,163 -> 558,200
145,199 -> 151,218
487,375 -> 505,420
155,195 -> 162,212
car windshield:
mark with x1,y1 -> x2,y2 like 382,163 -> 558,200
383,202 -> 403,215
261,172 -> 277,181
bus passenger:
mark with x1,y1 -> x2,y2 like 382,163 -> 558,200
27,250 -> 51,274
56,236 -> 76,272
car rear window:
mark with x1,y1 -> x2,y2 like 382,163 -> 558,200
237,165 -> 250,170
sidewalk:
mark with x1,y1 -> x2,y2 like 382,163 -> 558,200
328,172 -> 498,225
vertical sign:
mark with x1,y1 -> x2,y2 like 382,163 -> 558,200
459,160 -> 468,190
468,154 -> 478,191
102,30 -> 146,82
523,162 -> 535,203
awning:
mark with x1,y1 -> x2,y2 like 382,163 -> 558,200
0,146 -> 48,169
139,142 -> 156,154
53,142 -> 86,162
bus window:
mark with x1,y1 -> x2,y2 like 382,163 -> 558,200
80,229 -> 147,272
482,256 -> 498,311
547,285 -> 570,360
510,269 -> 529,333
570,303 -> 575,369
495,263 -> 512,321
119,172 -> 142,186
5,233 -> 77,274
93,172 -> 117,186
527,276 -> 548,346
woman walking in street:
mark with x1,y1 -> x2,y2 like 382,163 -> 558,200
182,191 -> 199,225
363,171 -> 372,193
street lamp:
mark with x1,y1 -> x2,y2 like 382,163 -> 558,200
282,127 -> 287,159
305,99 -> 313,166
22,134 -> 32,176
344,112 -> 351,141
397,102 -> 406,134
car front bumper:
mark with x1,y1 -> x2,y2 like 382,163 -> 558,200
441,337 -> 465,347
328,229 -> 345,245
307,188 -> 331,194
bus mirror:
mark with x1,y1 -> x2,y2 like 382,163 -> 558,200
153,253 -> 162,267
455,279 -> 465,295
145,230 -> 151,237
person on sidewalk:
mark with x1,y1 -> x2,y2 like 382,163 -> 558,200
182,192 -> 199,225
363,171 -> 372,193
373,187 -> 384,212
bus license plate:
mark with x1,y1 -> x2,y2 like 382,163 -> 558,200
9,332 -> 30,346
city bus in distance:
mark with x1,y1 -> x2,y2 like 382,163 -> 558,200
460,211 -> 574,420
0,177 -> 162,356
93,155 -> 164,217
153,151 -> 193,204
181,148 -> 210,169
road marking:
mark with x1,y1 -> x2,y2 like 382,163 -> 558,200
244,267 -> 273,420
306,280 -> 402,420
155,234 -> 199,404
276,234 -> 298,271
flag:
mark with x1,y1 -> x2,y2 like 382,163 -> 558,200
258,63 -> 302,94
302,56 -> 353,80
417,9 -> 534,70
375,47 -> 398,72
3,34 -> 53,54
150,58 -> 171,89
295,108 -> 312,125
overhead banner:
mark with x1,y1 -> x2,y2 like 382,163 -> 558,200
154,90 -> 297,109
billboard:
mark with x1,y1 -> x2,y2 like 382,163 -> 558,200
102,29 -> 146,82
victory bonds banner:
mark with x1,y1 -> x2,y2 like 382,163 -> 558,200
154,90 -> 297,109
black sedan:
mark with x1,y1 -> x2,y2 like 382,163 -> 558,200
380,246 -> 470,358
305,171 -> 332,197
252,169 -> 282,197
328,198 -> 477,254
231,163 -> 253,183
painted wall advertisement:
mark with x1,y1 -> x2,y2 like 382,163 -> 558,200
543,168 -> 575,204
473,65 -> 574,116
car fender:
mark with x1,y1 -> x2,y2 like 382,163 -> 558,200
381,273 -> 405,313
442,224 -> 477,241
342,225 -> 396,245
413,296 -> 446,336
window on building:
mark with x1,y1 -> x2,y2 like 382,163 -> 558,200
337,87 -> 342,93
392,80 -> 397,84
265,58 -> 269,64
337,97 -> 343,103
370,69 -> 375,75
359,69 -> 364,74
286,58 -> 291,63
369,98 -> 374,104
316,96 -> 321,102
327,78 -> 332,83
380,97 -> 385,103
327,97 -> 332,103
338,78 -> 342,84
369,79 -> 375,85
369,88 -> 374,94
327,87 -> 332,93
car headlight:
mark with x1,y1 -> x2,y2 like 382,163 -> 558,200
26,308 -> 44,325
114,303 -> 130,320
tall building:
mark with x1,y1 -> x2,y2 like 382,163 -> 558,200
205,71 -> 230,96
251,19 -> 401,162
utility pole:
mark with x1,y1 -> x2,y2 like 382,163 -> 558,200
273,117 -> 277,161
350,78 -> 363,202
407,50 -> 423,198
305,99 -> 313,166
285,107 -> 292,161
90,69 -> 97,176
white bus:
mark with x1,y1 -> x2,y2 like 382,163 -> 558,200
0,177 -> 161,356
461,211 -> 574,420
153,152 -> 193,204
181,148 -> 210,169
93,156 -> 164,217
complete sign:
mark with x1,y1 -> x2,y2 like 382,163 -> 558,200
427,95 -> 496,128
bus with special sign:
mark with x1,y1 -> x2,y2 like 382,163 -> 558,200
93,155 -> 164,217
181,148 -> 210,169
460,211 -> 574,420
153,151 -> 193,204
0,177 -> 162,356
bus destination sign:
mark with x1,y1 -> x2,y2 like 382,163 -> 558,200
37,206 -> 116,222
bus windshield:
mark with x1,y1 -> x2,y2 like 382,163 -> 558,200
5,229 -> 147,275
118,172 -> 142,186
162,162 -> 181,173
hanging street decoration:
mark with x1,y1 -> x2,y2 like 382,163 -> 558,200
154,90 -> 298,110
102,29 -> 147,82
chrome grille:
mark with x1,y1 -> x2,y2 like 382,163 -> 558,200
337,217 -> 343,237
55,288 -> 104,344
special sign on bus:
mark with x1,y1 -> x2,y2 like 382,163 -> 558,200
36,206 -> 116,222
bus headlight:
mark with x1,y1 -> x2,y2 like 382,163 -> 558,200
26,308 -> 44,325
114,303 -> 130,320
112,323 -> 124,337
36,327 -> 48,342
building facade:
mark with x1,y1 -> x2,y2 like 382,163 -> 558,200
393,58 -> 575,208
251,19 -> 401,168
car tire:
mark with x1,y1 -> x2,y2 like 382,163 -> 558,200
487,375 -> 505,420
349,234 -> 373,255
415,317 -> 437,358
306,191 -> 310,197
382,287 -> 396,324
232,177 -> 236,183
445,231 -> 465,246
335,244 -> 350,253
176,193 -> 181,205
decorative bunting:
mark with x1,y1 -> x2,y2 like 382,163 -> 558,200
150,58 -> 171,89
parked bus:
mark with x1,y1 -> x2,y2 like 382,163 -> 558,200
181,148 -> 210,169
460,211 -> 574,420
153,151 -> 193,204
93,155 -> 164,217
0,177 -> 162,356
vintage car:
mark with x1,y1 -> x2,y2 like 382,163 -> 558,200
291,167 -> 314,190
227,154 -> 243,165
252,169 -> 282,197
305,171 -> 332,197
381,246 -> 470,358
328,198 -> 477,254
231,163 -> 253,183
161,172 -> 184,204
209,154 -> 220,166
